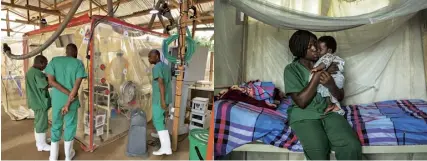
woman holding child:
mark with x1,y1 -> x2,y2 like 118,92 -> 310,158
284,30 -> 362,160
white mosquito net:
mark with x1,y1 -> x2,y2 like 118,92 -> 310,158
215,0 -> 427,105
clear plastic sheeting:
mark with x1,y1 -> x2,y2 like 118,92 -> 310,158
225,0 -> 427,31
215,0 -> 427,106
83,20 -> 162,147
1,39 -> 31,120
22,15 -> 165,149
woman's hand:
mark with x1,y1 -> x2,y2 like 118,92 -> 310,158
326,62 -> 339,74
319,71 -> 335,88
319,71 -> 345,101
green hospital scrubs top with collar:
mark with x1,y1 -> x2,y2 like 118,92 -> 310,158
284,61 -> 328,124
152,61 -> 172,105
25,67 -> 51,110
44,56 -> 87,110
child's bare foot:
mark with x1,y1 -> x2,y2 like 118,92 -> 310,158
324,104 -> 340,114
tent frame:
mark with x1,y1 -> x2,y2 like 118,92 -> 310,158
21,14 -> 168,152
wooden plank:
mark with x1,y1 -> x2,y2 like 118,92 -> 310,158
90,0 -> 93,17
2,29 -> 26,33
90,0 -> 108,13
172,0 -> 188,152
1,2 -> 62,16
117,0 -> 213,19
1,18 -> 38,25
38,0 -> 42,25
6,10 -> 11,37
27,0 -> 30,21
7,9 -> 28,19
209,52 -> 214,81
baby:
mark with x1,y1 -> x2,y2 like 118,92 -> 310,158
310,36 -> 345,115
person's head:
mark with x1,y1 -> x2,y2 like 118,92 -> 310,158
318,36 -> 337,56
33,55 -> 48,70
66,43 -> 78,58
148,49 -> 161,64
288,30 -> 319,62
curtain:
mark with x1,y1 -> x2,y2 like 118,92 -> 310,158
216,0 -> 427,105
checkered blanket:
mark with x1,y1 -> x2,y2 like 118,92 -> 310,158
239,80 -> 275,104
214,99 -> 427,158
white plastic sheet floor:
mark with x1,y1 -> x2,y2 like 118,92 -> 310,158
1,108 -> 189,160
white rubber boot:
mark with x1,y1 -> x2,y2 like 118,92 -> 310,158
49,142 -> 59,161
35,132 -> 51,151
64,140 -> 76,161
151,132 -> 159,138
152,130 -> 172,155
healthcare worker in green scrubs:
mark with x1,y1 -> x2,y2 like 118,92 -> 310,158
284,30 -> 362,160
148,49 -> 172,156
45,44 -> 87,161
25,55 -> 51,152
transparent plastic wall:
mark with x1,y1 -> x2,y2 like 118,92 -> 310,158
1,39 -> 29,121
78,21 -> 163,147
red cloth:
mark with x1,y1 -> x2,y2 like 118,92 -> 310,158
220,90 -> 276,110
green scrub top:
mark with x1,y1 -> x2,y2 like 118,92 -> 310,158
284,61 -> 328,124
25,67 -> 51,111
44,56 -> 87,110
152,61 -> 172,105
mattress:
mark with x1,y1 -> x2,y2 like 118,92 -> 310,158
214,98 -> 427,157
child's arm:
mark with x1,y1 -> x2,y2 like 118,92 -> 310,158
312,53 -> 335,73
312,63 -> 326,73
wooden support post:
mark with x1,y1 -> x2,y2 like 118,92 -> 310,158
1,2 -> 62,16
38,0 -> 42,28
89,0 -> 93,17
26,0 -> 30,21
6,10 -> 11,37
209,52 -> 214,82
172,0 -> 188,152
38,0 -> 42,18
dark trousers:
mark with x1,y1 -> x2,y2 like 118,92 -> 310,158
290,113 -> 362,160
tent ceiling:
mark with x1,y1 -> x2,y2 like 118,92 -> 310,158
1,0 -> 214,37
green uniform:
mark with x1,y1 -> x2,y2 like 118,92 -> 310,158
44,56 -> 87,142
152,61 -> 172,131
25,67 -> 51,133
284,61 -> 362,160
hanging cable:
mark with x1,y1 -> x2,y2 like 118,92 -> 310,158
2,0 -> 84,60
162,27 -> 196,64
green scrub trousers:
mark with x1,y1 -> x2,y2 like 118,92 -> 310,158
44,56 -> 87,142
151,62 -> 172,131
34,108 -> 49,133
290,113 -> 362,160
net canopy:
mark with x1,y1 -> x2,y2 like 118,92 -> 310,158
215,0 -> 427,105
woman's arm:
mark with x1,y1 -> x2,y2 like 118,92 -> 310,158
289,72 -> 322,108
320,72 -> 344,101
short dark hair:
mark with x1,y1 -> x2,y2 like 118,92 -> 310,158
66,43 -> 77,54
318,36 -> 337,53
34,55 -> 47,65
149,49 -> 160,56
289,30 -> 317,59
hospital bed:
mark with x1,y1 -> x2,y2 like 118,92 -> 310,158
214,97 -> 427,160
